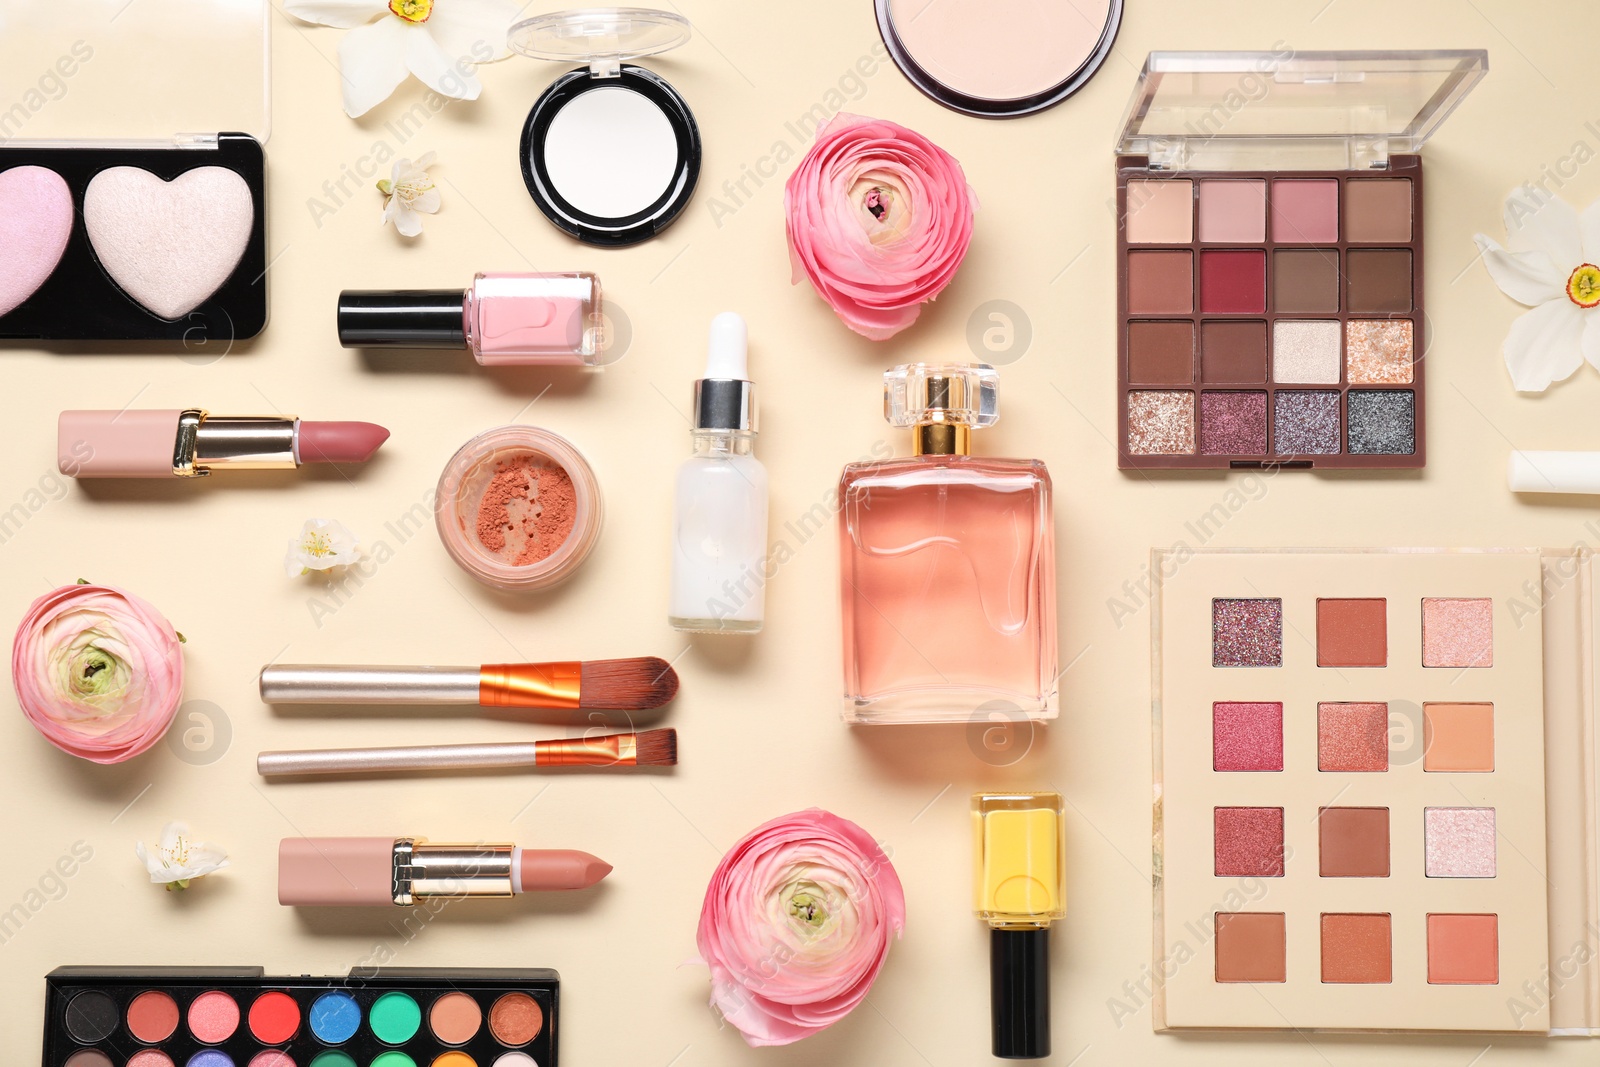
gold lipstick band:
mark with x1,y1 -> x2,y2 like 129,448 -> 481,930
535,732 -> 638,767
479,662 -> 582,709
391,838 -> 516,906
172,410 -> 299,477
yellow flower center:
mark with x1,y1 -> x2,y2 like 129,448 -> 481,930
389,0 -> 432,24
1568,263 -> 1600,309
303,532 -> 336,558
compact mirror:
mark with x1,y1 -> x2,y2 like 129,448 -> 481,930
510,8 -> 701,246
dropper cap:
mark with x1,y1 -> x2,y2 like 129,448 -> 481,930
693,312 -> 756,432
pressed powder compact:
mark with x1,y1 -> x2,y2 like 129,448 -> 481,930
876,0 -> 1123,117
1113,51 -> 1488,469
0,0 -> 269,341
508,8 -> 701,246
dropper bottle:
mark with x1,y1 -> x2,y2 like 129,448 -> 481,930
668,313 -> 769,633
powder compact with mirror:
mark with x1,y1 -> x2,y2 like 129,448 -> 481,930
0,0 -> 269,341
509,9 -> 702,247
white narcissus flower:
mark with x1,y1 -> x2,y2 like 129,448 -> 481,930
286,519 -> 362,577
283,0 -> 523,118
136,822 -> 229,892
1474,191 -> 1600,392
379,152 -> 440,236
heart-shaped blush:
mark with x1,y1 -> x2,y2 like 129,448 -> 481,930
0,166 -> 73,317
83,166 -> 253,320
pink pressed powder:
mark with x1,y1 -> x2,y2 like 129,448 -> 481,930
474,457 -> 578,566
436,425 -> 603,591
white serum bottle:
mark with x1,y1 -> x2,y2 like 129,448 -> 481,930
669,313 -> 769,633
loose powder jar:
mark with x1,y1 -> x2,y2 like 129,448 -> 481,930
435,426 -> 603,591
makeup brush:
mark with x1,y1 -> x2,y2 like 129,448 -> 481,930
257,728 -> 678,778
259,657 -> 679,711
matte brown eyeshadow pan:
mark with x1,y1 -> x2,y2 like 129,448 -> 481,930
1117,158 -> 1424,470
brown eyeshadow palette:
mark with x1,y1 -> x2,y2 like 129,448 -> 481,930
43,967 -> 556,1067
1117,159 -> 1423,470
1151,549 -> 1600,1035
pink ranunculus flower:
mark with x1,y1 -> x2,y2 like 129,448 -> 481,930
695,808 -> 906,1047
785,113 -> 978,341
12,583 -> 185,764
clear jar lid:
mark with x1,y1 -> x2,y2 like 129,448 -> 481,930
507,7 -> 690,76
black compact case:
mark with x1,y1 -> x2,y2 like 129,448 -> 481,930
43,966 -> 558,1066
0,134 -> 266,343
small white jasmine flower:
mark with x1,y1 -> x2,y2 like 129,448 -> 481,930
286,518 -> 362,577
136,821 -> 229,892
1474,190 -> 1600,392
378,152 -> 440,237
282,0 -> 523,118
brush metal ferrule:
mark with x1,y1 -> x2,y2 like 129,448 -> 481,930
391,838 -> 515,905
174,411 -> 300,476
479,662 -> 582,709
259,665 -> 482,704
535,732 -> 637,767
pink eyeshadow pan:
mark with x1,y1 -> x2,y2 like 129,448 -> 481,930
187,989 -> 240,1043
1422,597 -> 1493,667
1271,179 -> 1339,242
1318,702 -> 1389,771
1213,702 -> 1283,770
1214,806 -> 1285,877
1199,179 -> 1266,242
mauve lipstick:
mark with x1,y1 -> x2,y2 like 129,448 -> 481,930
59,409 -> 389,478
278,836 -> 612,907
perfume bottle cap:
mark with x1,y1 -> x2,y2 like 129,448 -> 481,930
884,362 -> 999,429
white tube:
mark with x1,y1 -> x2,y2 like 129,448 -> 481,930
1508,451 -> 1600,494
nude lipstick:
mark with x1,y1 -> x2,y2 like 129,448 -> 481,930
59,409 -> 390,478
278,836 -> 612,907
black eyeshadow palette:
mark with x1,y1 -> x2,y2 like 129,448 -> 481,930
43,967 -> 557,1067
0,135 -> 266,342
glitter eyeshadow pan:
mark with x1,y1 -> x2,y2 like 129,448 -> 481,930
42,968 -> 560,1067
1117,163 -> 1425,469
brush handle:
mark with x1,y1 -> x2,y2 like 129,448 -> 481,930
258,741 -> 544,776
260,665 -> 481,705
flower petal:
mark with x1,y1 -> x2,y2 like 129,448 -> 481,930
425,0 -> 522,62
1475,234 -> 1564,307
1503,298 -> 1586,392
1504,190 -> 1583,265
408,187 -> 441,214
406,25 -> 482,100
1583,311 -> 1600,373
391,203 -> 424,237
1581,198 -> 1600,266
337,16 -> 412,117
283,0 -> 387,29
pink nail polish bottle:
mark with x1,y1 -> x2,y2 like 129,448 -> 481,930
338,271 -> 604,366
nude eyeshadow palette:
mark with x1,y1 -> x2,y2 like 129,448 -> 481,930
1116,162 -> 1424,469
1111,50 -> 1492,471
1150,549 -> 1600,1034
42,967 -> 557,1067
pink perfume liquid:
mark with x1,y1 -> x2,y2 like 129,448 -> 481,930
839,455 -> 1058,723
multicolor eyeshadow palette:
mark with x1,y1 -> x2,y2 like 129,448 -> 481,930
1117,163 -> 1424,469
43,968 -> 557,1067
1151,550 -> 1600,1034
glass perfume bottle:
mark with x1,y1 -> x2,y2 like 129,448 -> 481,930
838,363 -> 1058,724
973,791 -> 1066,1060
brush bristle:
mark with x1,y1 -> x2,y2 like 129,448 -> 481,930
633,728 -> 678,767
579,657 -> 680,710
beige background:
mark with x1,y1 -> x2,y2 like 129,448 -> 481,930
3,0 -> 1599,1063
